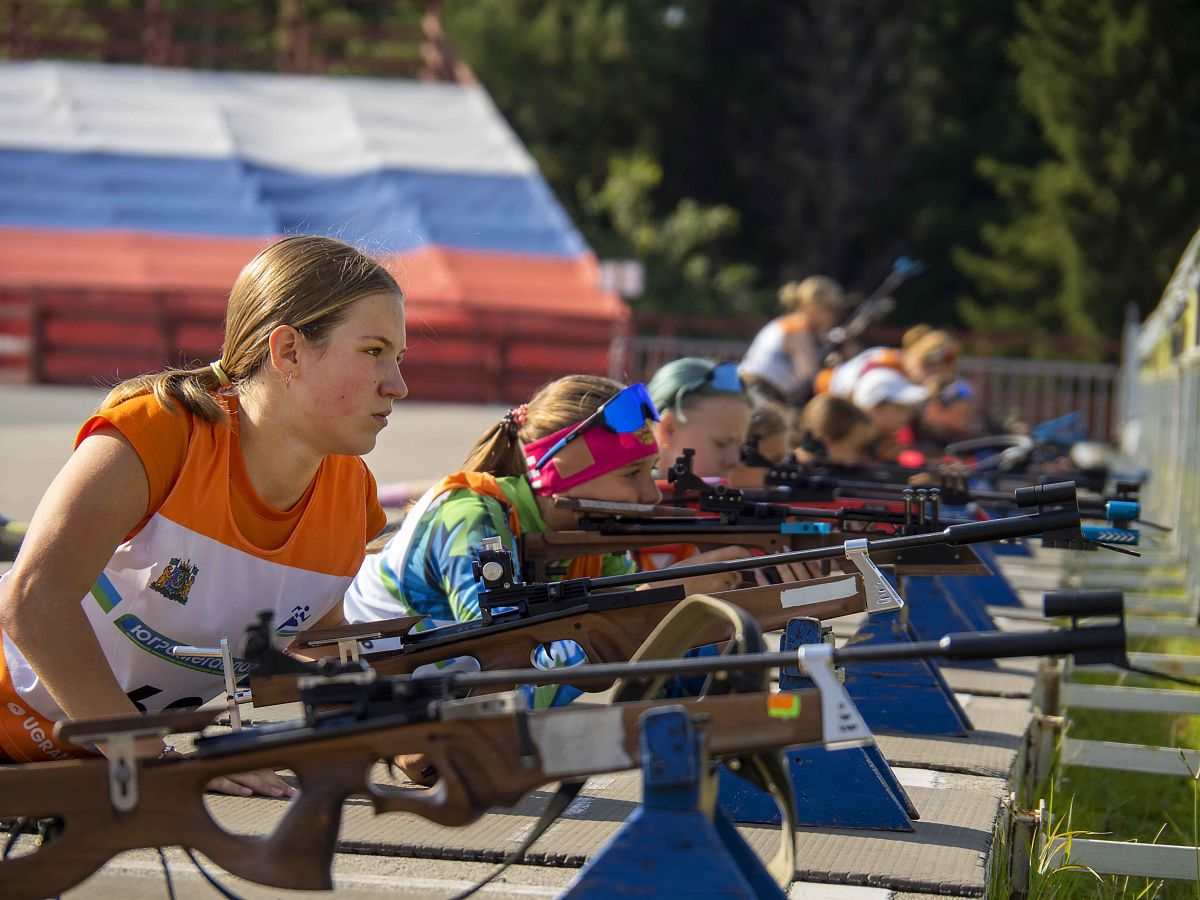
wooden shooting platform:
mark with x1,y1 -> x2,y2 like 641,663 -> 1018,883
58,551 -> 1068,900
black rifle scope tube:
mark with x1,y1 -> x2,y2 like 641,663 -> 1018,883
698,500 -> 971,528
771,473 -> 1114,516
1043,589 -> 1124,619
1015,482 -> 1077,508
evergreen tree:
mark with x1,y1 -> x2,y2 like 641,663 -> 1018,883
956,0 -> 1200,351
677,1 -> 922,290
892,0 -> 1040,327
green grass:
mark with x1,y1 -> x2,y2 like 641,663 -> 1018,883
1022,634 -> 1200,899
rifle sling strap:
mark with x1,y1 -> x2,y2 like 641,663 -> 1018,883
447,777 -> 588,900
600,593 -> 798,888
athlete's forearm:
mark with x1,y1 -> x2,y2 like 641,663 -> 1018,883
0,430 -> 152,735
2,579 -> 140,722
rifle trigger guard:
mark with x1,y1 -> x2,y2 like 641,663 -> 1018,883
843,538 -> 904,613
796,644 -> 873,749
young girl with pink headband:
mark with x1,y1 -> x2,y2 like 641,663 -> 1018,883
344,374 -> 745,710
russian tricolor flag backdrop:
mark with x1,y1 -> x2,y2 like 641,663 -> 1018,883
0,61 -> 625,399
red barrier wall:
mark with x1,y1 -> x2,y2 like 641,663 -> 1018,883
0,229 -> 628,402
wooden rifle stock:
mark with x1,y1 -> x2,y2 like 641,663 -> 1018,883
250,574 -> 867,706
0,692 -> 821,899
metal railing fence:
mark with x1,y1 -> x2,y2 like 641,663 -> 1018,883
1031,229 -> 1200,888
1124,227 -> 1200,619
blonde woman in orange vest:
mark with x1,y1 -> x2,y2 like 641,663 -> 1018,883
0,236 -> 402,799
739,275 -> 847,405
345,375 -> 746,710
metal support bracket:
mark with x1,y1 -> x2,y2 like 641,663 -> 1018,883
298,634 -> 366,663
106,733 -> 138,812
796,644 -> 873,748
172,638 -> 250,730
719,618 -> 916,831
62,722 -> 170,812
844,538 -> 904,613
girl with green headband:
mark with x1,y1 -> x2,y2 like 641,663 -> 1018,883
647,357 -> 752,482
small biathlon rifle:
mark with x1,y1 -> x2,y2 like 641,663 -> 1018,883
819,255 -> 926,367
0,591 -> 1128,900
521,497 -> 989,581
722,448 -> 1146,545
741,441 -> 1146,520
664,447 -> 972,530
521,450 -> 1014,581
250,498 -> 1083,706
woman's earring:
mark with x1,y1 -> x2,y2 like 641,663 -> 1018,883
285,372 -> 293,388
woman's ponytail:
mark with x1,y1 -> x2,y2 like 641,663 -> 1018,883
98,363 -> 229,424
459,377 -> 621,476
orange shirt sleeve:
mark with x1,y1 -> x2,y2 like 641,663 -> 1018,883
364,464 -> 387,540
76,393 -> 191,523
778,312 -> 811,335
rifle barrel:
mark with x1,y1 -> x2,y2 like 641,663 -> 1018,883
593,508 -> 1078,590
430,624 -> 1124,690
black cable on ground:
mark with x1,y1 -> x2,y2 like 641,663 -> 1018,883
156,847 -> 177,900
183,848 -> 244,900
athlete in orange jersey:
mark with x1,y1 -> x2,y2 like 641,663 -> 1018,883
0,237 -> 401,800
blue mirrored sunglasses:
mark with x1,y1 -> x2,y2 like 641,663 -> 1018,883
674,361 -> 743,417
938,379 -> 973,405
531,383 -> 660,471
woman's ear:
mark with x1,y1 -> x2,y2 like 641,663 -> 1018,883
655,410 -> 678,444
267,324 -> 303,381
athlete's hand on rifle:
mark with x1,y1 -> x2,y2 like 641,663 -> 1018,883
655,545 -> 751,596
393,752 -> 438,787
115,738 -> 298,799
151,745 -> 297,798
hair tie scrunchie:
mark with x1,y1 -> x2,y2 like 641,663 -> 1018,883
209,359 -> 232,388
500,403 -> 529,434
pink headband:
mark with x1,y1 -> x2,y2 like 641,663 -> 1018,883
524,419 -> 658,495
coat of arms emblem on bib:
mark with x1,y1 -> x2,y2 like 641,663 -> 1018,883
149,557 -> 198,605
